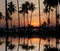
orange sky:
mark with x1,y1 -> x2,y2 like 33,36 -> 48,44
0,0 -> 59,27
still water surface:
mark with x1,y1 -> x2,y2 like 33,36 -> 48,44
0,38 -> 60,51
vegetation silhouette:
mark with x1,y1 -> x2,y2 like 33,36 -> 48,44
19,2 -> 35,50
29,2 -> 36,25
7,1 -> 16,51
44,44 -> 59,51
0,12 -> 4,45
0,0 -> 60,51
8,43 -> 15,50
43,0 -> 60,26
7,1 -> 16,28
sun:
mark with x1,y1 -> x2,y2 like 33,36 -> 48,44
31,22 -> 39,27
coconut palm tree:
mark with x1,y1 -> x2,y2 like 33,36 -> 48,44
0,12 -> 3,45
7,1 -> 16,51
19,2 -> 28,49
5,0 -> 9,51
38,0 -> 41,26
7,1 -> 16,28
17,1 -> 30,51
43,0 -> 60,48
17,0 -> 20,51
44,5 -> 53,26
25,1 -> 30,26
0,12 -> 4,28
20,3 -> 28,27
43,5 -> 53,48
43,0 -> 60,26
43,6 -> 49,26
17,0 -> 20,28
0,12 -> 3,26
29,3 -> 36,25
38,0 -> 41,51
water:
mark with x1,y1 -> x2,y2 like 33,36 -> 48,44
0,38 -> 60,51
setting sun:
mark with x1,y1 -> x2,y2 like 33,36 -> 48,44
31,21 -> 39,26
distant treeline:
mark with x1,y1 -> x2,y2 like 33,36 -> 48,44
0,24 -> 60,38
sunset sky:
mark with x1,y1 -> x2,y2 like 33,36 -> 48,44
0,0 -> 59,27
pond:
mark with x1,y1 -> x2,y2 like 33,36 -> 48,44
0,38 -> 60,51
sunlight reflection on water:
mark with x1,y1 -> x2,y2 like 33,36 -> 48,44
0,38 -> 60,51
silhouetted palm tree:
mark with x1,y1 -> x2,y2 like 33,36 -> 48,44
43,6 -> 49,26
7,2 -> 16,51
17,1 -> 30,51
43,5 -> 53,26
8,43 -> 15,50
43,6 -> 53,48
38,0 -> 41,26
43,0 -> 60,26
0,12 -> 3,45
17,0 -> 20,51
0,12 -> 3,25
43,0 -> 60,48
25,1 -> 30,25
17,0 -> 20,28
38,0 -> 41,51
19,3 -> 29,50
5,0 -> 9,51
7,1 -> 16,28
20,3 -> 28,27
29,3 -> 36,25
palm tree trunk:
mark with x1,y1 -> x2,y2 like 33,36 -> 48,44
23,13 -> 25,28
55,6 -> 59,48
38,0 -> 41,51
39,38 -> 41,51
46,13 -> 48,25
30,11 -> 32,25
38,0 -> 41,26
23,13 -> 25,45
48,7 -> 50,26
0,20 -> 1,27
11,15 -> 12,28
27,14 -> 29,26
17,0 -> 20,27
17,0 -> 20,51
47,7 -> 50,48
56,6 -> 58,26
11,37 -> 12,51
5,0 -> 9,51
17,37 -> 20,51
58,3 -> 59,25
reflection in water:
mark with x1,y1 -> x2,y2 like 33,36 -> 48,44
0,38 -> 60,51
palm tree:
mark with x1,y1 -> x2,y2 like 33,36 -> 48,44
5,0 -> 9,51
29,3 -> 36,25
43,5 -> 54,48
38,0 -> 41,26
17,1 -> 30,51
43,5 -> 49,26
25,1 -> 30,26
43,0 -> 60,26
43,5 -> 53,26
19,2 -> 28,49
17,0 -> 20,28
17,0 -> 20,51
20,3 -> 28,27
0,12 -> 3,27
38,0 -> 41,51
56,0 -> 60,26
7,1 -> 16,50
0,12 -> 3,45
43,0 -> 60,48
7,1 -> 16,28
